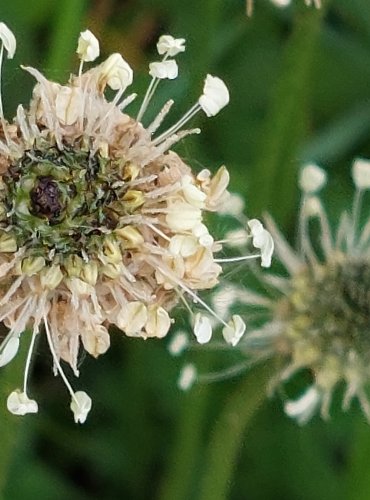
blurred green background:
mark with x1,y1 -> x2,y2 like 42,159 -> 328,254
1,0 -> 370,499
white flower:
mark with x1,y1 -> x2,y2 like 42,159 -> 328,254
299,164 -> 327,194
193,313 -> 212,344
0,336 -> 19,367
206,166 -> 230,210
77,29 -> 100,62
99,53 -> 133,91
247,219 -> 274,267
145,306 -> 171,338
0,22 -> 16,59
168,331 -> 189,356
149,60 -> 178,80
181,176 -> 207,208
157,35 -> 186,56
178,363 -> 197,391
55,85 -> 81,125
284,386 -> 321,425
222,315 -> 246,346
352,158 -> 370,190
192,223 -> 214,248
117,302 -> 147,336
192,223 -> 210,238
7,390 -> 38,416
81,325 -> 110,358
169,235 -> 198,257
166,202 -> 202,231
70,391 -> 92,423
198,75 -> 230,117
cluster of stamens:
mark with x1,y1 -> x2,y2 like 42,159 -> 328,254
0,24 -> 272,422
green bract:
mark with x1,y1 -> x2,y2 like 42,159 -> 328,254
2,144 -> 143,257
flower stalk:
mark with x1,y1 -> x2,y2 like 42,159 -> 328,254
198,364 -> 272,500
0,328 -> 32,495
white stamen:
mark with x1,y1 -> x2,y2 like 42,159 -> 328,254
44,315 -> 82,409
284,386 -> 321,425
193,313 -> 212,344
0,335 -> 19,367
0,23 -> 16,59
299,164 -> 327,194
352,158 -> 370,190
214,254 -> 260,263
157,35 -> 185,57
77,29 -> 100,76
77,29 -> 99,62
137,59 -> 178,123
153,103 -> 200,145
149,60 -> 178,80
247,219 -> 274,267
7,390 -> 38,416
22,328 -> 39,395
198,74 -> 229,117
0,22 -> 16,135
149,257 -> 229,328
168,331 -> 189,356
199,361 -> 251,383
270,0 -> 291,6
222,315 -> 246,347
98,53 -> 133,91
178,363 -> 197,391
70,391 -> 92,424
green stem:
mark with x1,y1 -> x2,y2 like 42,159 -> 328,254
198,363 -> 272,500
345,416 -> 370,500
250,3 -> 328,227
0,332 -> 30,495
46,0 -> 87,78
158,357 -> 212,500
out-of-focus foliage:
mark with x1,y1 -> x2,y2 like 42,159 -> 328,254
1,0 -> 370,499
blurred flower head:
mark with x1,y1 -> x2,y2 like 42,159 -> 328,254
246,0 -> 321,16
179,160 -> 370,424
0,24 -> 270,421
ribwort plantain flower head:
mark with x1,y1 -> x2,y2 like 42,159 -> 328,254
0,24 -> 269,422
177,160 -> 370,424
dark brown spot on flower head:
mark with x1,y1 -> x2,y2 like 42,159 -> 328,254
30,176 -> 62,220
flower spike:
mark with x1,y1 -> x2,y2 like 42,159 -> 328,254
0,25 -> 265,421
186,160 -> 370,424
